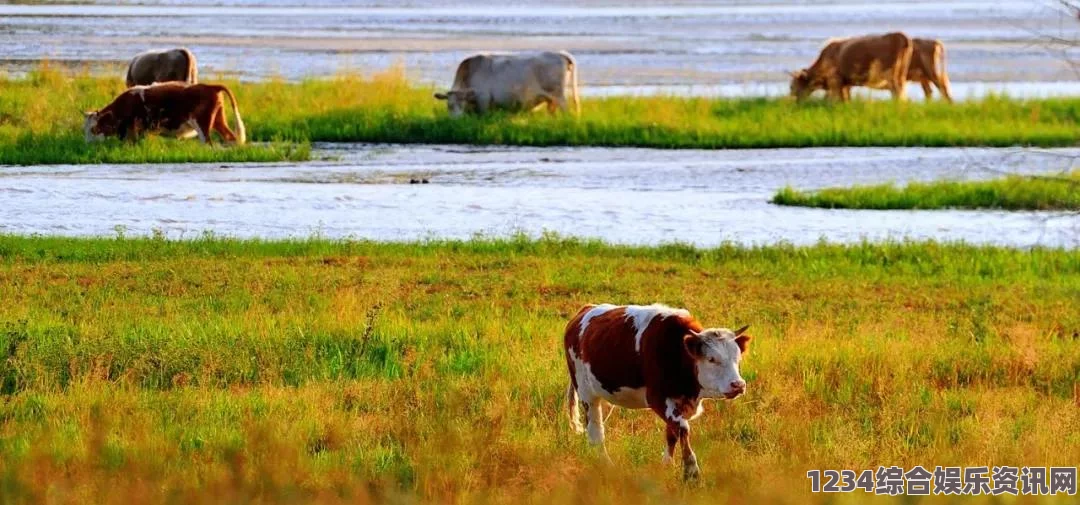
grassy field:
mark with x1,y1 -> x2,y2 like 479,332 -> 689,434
0,235 -> 1077,504
772,171 -> 1080,210
3,66 -> 1080,165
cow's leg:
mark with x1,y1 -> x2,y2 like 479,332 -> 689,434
890,78 -> 908,101
544,92 -> 568,115
585,401 -> 605,445
195,112 -> 214,145
841,86 -> 852,102
675,421 -> 700,480
921,80 -> 934,100
212,106 -> 238,144
584,400 -> 611,461
186,118 -> 207,144
662,423 -> 678,465
935,77 -> 953,103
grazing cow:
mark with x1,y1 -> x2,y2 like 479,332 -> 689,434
564,303 -> 751,480
83,82 -> 246,145
790,32 -> 914,102
125,48 -> 198,88
908,38 -> 952,102
433,51 -> 580,117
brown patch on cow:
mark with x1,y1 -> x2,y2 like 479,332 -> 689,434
571,307 -> 645,394
641,313 -> 705,414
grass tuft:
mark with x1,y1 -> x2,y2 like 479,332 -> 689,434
772,171 -> 1080,210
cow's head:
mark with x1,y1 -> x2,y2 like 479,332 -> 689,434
433,89 -> 477,117
82,110 -> 113,142
684,325 -> 751,400
789,69 -> 815,102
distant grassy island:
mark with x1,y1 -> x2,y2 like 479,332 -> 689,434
772,171 -> 1080,211
3,66 -> 1080,165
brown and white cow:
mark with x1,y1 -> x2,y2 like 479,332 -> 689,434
125,48 -> 198,88
908,38 -> 952,102
83,82 -> 245,145
434,51 -> 580,117
564,303 -> 751,480
790,32 -> 914,102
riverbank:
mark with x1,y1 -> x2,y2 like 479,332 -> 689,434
3,68 -> 1080,165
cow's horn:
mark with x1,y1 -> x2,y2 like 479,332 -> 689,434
734,324 -> 750,336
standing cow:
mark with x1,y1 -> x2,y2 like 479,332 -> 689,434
125,48 -> 198,88
434,51 -> 580,117
908,38 -> 952,102
564,303 -> 751,480
790,32 -> 914,102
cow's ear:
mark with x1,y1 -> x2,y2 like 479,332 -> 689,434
683,332 -> 705,358
735,335 -> 751,354
433,92 -> 448,100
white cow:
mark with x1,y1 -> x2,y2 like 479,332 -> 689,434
434,51 -> 580,117
125,48 -> 198,88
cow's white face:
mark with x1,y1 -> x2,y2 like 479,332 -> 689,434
433,90 -> 476,118
684,326 -> 750,399
83,111 -> 104,143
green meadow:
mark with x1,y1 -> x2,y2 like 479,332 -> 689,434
0,235 -> 1077,504
3,66 -> 1080,165
773,171 -> 1080,210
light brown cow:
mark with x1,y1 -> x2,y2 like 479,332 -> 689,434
84,82 -> 245,145
434,51 -> 580,117
790,32 -> 914,102
125,48 -> 198,88
908,38 -> 952,102
564,303 -> 751,480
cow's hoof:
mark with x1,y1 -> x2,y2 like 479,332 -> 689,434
683,465 -> 701,481
662,453 -> 673,465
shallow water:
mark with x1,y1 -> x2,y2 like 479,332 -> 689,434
3,1 -> 1080,98
1,144 -> 1076,247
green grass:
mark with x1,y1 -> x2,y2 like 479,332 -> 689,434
0,234 -> 1077,504
0,66 -> 310,165
773,171 -> 1080,210
3,65 -> 1080,166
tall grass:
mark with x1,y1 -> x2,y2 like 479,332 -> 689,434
3,66 -> 1080,165
0,235 -> 1077,503
0,65 -> 309,165
773,171 -> 1080,210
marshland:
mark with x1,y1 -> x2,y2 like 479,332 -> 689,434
1,1 -> 1079,504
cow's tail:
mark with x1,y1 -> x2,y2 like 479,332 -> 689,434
935,42 -> 952,102
181,47 -> 198,84
895,34 -> 915,100
219,85 -> 246,145
566,381 -> 584,434
563,51 -> 581,116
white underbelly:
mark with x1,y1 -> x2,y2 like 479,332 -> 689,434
599,386 -> 648,409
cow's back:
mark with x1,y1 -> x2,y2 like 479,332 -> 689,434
565,304 -> 699,403
834,32 -> 912,87
127,49 -> 192,87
